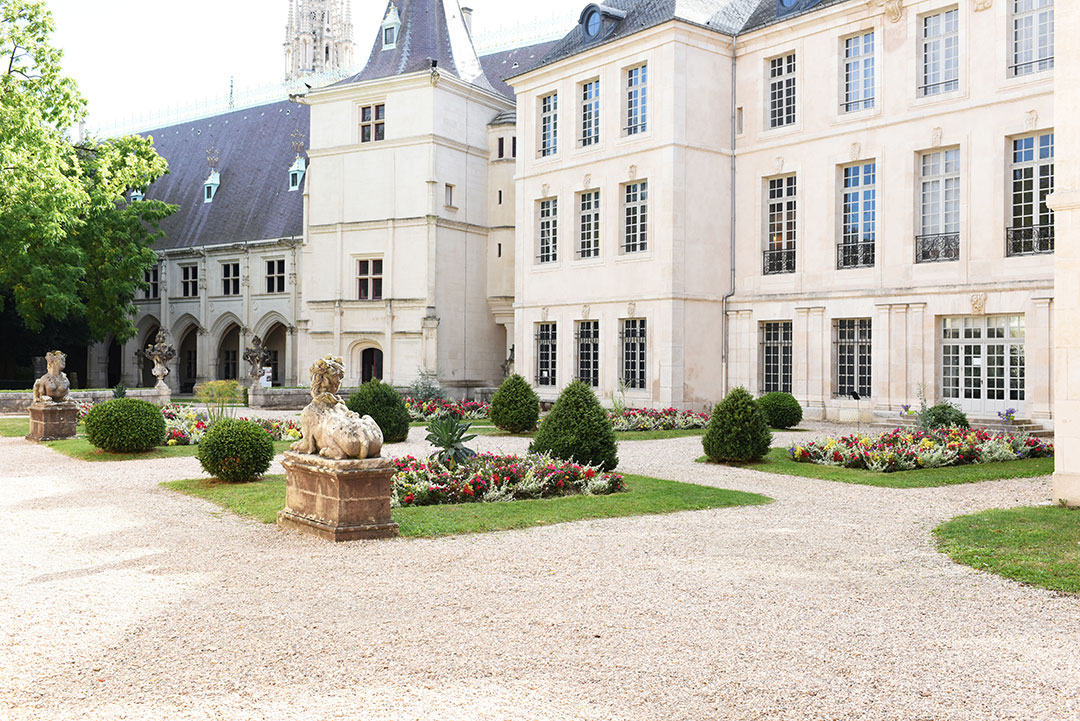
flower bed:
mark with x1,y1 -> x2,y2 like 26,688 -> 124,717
608,408 -> 709,432
405,397 -> 491,422
790,428 -> 1053,473
391,453 -> 625,507
236,416 -> 302,442
159,405 -> 301,446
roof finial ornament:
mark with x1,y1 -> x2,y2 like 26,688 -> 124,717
291,128 -> 307,156
207,144 -> 220,170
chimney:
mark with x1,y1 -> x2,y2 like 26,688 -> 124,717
461,6 -> 473,34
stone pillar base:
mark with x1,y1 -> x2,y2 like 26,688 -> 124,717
154,379 -> 171,406
1053,472 -> 1080,508
277,451 -> 399,541
26,401 -> 78,441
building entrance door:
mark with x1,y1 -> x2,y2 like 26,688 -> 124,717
941,315 -> 1025,417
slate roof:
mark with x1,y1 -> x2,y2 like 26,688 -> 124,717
521,0 -> 857,76
345,0 -> 495,93
479,41 -> 559,99
141,99 -> 309,251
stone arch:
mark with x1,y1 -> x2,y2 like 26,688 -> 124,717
348,340 -> 384,384
252,310 -> 290,341
209,311 -> 244,344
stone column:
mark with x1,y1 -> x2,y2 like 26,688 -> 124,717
889,305 -> 909,407
873,304 -> 892,412
1029,298 -> 1053,422
793,308 -> 810,403
906,303 -> 928,404
1049,0 -> 1080,506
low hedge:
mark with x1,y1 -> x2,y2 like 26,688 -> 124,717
84,398 -> 166,453
196,419 -> 275,483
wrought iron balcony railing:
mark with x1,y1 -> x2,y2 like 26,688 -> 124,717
915,233 -> 960,263
1006,225 -> 1054,257
763,247 -> 796,275
837,241 -> 875,269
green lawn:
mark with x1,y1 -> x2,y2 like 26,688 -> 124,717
44,436 -> 294,462
696,447 -> 1055,489
934,506 -> 1080,593
467,426 -> 708,441
162,473 -> 772,538
0,417 -> 29,437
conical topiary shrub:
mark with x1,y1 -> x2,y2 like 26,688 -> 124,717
490,373 -> 540,433
702,387 -> 772,463
346,379 -> 411,443
528,380 -> 618,470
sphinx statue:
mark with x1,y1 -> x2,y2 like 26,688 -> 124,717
32,351 -> 72,406
290,355 -> 383,460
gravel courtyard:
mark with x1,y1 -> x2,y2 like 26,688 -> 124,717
2,425 -> 1078,720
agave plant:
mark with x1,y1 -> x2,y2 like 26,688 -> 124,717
424,417 -> 478,468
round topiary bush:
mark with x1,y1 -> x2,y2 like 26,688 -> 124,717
84,398 -> 166,453
702,387 -> 772,464
346,379 -> 410,443
756,391 -> 803,429
921,402 -> 970,430
528,380 -> 618,470
196,419 -> 274,483
490,374 -> 540,433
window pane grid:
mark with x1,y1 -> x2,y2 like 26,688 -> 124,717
578,191 -> 600,259
764,176 -> 797,274
917,149 -> 960,263
622,182 -> 648,253
540,93 -> 558,157
620,319 -> 647,390
761,321 -> 793,393
576,320 -> 599,387
834,319 -> 872,397
843,32 -> 875,112
581,79 -> 600,147
626,64 -> 647,134
838,162 -> 876,268
222,262 -> 240,296
143,266 -> 159,300
1011,0 -> 1054,75
920,10 -> 959,95
535,322 -> 557,386
360,104 -> 386,143
768,53 -> 797,128
1008,132 -> 1055,256
357,258 -> 384,300
265,259 -> 286,294
181,265 -> 198,298
538,198 -> 558,263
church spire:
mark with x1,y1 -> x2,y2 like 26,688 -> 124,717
284,0 -> 356,81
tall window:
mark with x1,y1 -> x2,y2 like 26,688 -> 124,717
626,64 -> 647,135
1011,0 -> 1054,76
540,93 -> 558,157
578,191 -> 600,259
760,321 -> 793,393
181,265 -> 198,298
842,32 -> 875,112
620,319 -> 647,390
360,104 -> 386,143
917,149 -> 960,262
768,53 -> 797,128
838,162 -> 876,269
538,198 -> 558,263
1008,132 -> 1054,256
222,350 -> 238,381
581,79 -> 600,147
576,320 -> 599,387
357,259 -> 383,300
622,181 -> 648,253
222,262 -> 240,296
920,9 -> 959,96
764,176 -> 797,274
498,137 -> 505,158
536,322 -> 557,386
143,266 -> 159,300
266,259 -> 286,293
835,319 -> 872,397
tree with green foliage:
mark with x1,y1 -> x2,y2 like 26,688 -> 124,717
702,387 -> 772,463
347,379 -> 411,443
529,380 -> 618,470
756,391 -> 803,429
489,373 -> 540,433
0,0 -> 175,341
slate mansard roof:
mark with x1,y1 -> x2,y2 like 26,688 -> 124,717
141,100 -> 310,251
524,0 -> 858,75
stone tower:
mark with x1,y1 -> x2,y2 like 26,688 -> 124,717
284,0 -> 355,81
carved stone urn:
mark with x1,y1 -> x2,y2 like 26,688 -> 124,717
277,355 -> 398,541
26,350 -> 78,442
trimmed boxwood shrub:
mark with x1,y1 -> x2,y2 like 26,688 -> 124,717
197,419 -> 274,483
757,391 -> 803,429
347,379 -> 410,443
84,398 -> 166,453
702,387 -> 772,464
490,374 -> 540,433
920,402 -> 970,430
528,380 -> 618,470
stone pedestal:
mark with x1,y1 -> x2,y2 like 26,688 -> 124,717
26,401 -> 78,442
277,452 -> 399,541
154,379 -> 171,406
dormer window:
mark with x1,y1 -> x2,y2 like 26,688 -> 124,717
204,170 -> 220,203
289,156 -> 306,191
381,3 -> 400,50
130,189 -> 144,202
578,4 -> 626,42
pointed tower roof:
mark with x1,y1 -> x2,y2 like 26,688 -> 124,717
345,0 -> 496,93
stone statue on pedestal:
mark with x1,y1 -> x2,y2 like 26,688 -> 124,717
32,350 -> 71,405
243,336 -> 272,382
142,330 -> 176,390
290,355 -> 382,460
27,350 -> 78,441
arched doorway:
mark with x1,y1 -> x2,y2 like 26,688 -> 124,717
107,339 -> 122,388
263,323 -> 287,386
361,348 -> 383,383
178,328 -> 198,393
217,324 -> 240,380
140,325 -> 160,388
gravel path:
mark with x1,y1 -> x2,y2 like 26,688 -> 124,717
2,426 -> 1078,721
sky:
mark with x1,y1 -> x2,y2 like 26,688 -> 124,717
44,0 -> 585,135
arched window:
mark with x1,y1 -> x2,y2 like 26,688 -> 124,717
361,348 -> 384,383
